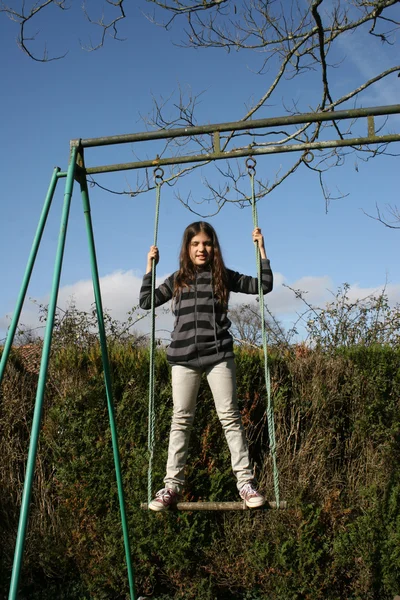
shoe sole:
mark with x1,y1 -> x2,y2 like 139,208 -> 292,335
244,499 -> 266,508
149,502 -> 170,512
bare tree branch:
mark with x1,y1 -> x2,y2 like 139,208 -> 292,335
0,0 -> 69,61
362,202 -> 400,228
80,0 -> 126,52
135,0 -> 400,216
2,0 -> 399,219
0,0 -> 127,60
283,281 -> 400,348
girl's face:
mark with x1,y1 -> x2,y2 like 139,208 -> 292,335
189,231 -> 214,267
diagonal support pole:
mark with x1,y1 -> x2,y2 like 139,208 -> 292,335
77,152 -> 136,600
8,149 -> 78,600
0,167 -> 60,386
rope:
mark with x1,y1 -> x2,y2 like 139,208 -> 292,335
246,158 -> 280,507
147,167 -> 163,504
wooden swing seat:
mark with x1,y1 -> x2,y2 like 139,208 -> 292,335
140,500 -> 287,511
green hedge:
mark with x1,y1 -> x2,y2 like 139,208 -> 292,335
1,345 -> 399,599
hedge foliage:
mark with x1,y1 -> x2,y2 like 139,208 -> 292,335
1,344 -> 399,599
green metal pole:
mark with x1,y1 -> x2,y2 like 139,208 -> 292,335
8,149 -> 77,600
0,167 -> 60,386
79,168 -> 136,600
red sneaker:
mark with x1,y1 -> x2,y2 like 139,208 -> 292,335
239,483 -> 265,508
149,488 -> 179,512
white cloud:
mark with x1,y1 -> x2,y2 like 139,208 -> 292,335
343,281 -> 400,306
231,274 -> 333,314
336,27 -> 400,110
231,274 -> 400,339
1,270 -> 400,343
56,270 -> 145,320
266,275 -> 400,317
0,269 -> 173,341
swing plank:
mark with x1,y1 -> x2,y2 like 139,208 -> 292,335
141,500 -> 287,511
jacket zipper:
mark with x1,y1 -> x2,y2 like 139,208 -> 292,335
194,273 -> 198,351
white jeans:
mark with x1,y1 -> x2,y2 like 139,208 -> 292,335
164,358 -> 254,493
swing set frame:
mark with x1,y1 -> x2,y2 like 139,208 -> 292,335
1,103 -> 400,600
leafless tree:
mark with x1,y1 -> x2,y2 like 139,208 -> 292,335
229,301 -> 293,348
284,282 -> 400,348
2,0 -> 400,219
140,0 -> 400,217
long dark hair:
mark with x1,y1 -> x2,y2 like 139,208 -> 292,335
174,221 -> 229,307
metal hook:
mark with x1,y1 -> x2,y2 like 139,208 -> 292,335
246,156 -> 257,175
153,166 -> 164,183
302,152 -> 314,164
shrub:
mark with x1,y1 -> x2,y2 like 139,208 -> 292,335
0,344 -> 399,599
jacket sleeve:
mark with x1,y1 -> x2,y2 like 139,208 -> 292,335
139,272 -> 175,309
227,258 -> 273,295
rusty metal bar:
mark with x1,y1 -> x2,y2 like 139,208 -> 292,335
368,116 -> 375,137
213,131 -> 221,154
75,104 -> 400,148
84,132 -> 400,175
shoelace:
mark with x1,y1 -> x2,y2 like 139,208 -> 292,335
156,488 -> 173,500
241,484 -> 257,497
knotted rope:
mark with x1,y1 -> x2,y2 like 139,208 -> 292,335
147,167 -> 163,504
246,157 -> 280,507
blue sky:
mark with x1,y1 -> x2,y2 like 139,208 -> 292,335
1,2 -> 399,343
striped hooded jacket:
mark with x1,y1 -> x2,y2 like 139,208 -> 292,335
139,258 -> 273,368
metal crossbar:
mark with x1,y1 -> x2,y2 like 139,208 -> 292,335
63,104 -> 400,176
75,105 -> 400,148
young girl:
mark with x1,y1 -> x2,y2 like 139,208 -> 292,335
139,221 -> 273,511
